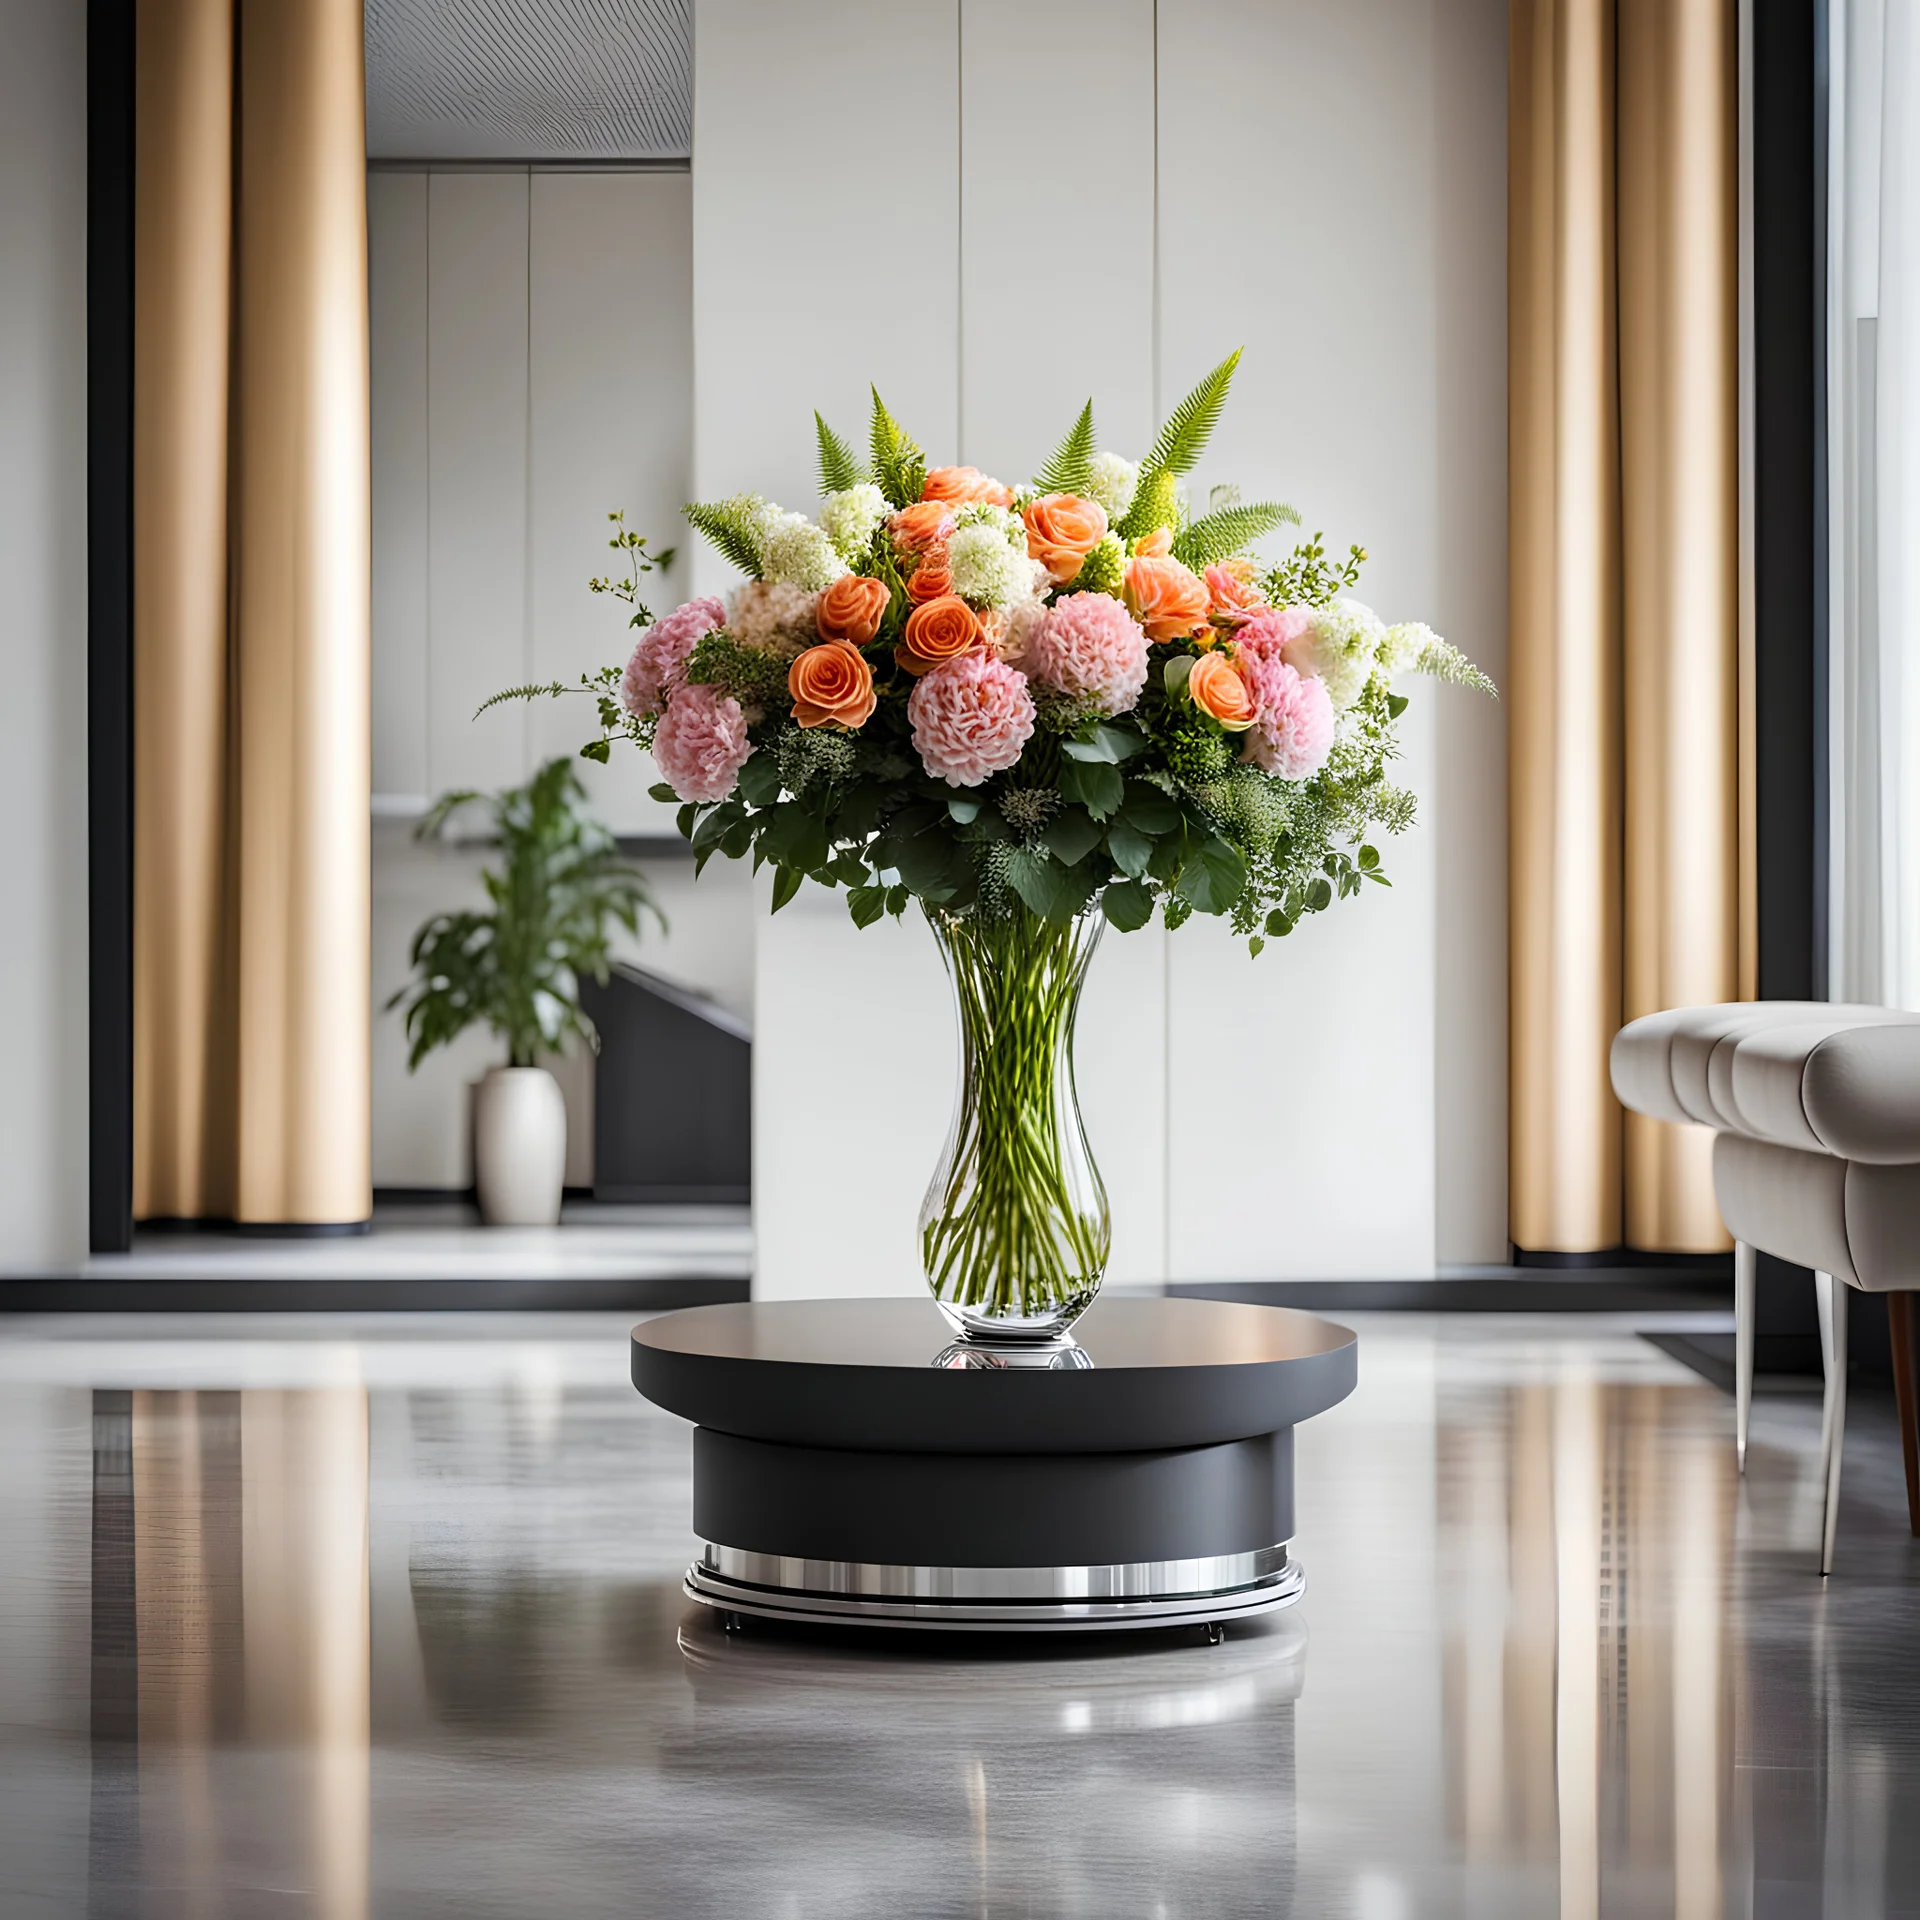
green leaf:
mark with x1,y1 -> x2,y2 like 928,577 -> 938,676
720,815 -> 754,859
832,782 -> 891,843
1061,723 -> 1147,765
1248,935 -> 1266,958
1004,847 -> 1097,923
691,802 -> 741,854
1163,655 -> 1195,700
1033,399 -> 1097,495
769,865 -> 804,913
1100,879 -> 1155,932
1120,784 -> 1182,834
1105,817 -> 1153,879
1176,836 -> 1248,915
1265,908 -> 1295,938
736,753 -> 784,808
885,884 -> 910,916
1043,806 -> 1104,868
759,803 -> 829,875
829,851 -> 868,886
946,795 -> 983,824
674,804 -> 698,840
649,782 -> 679,804
815,412 -> 864,496
1306,876 -> 1333,912
1357,844 -> 1380,872
1386,691 -> 1410,720
846,883 -> 887,929
1059,757 -> 1124,820
579,738 -> 611,764
1171,500 -> 1301,570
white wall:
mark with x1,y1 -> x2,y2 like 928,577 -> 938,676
368,166 -> 706,1186
702,0 -> 1509,1293
0,0 -> 89,1273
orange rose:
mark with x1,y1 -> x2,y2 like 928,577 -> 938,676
1186,650 -> 1257,731
1132,526 -> 1173,559
1022,493 -> 1109,584
896,594 -> 983,676
923,465 -> 1014,509
890,501 -> 955,553
815,574 -> 891,645
1124,554 -> 1211,642
788,641 -> 877,730
907,554 -> 953,605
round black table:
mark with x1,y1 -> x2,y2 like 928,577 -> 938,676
632,1295 -> 1357,1634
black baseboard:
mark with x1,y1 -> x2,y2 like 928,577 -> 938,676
138,1218 -> 372,1238
1170,1270 -> 1734,1313
0,1277 -> 749,1314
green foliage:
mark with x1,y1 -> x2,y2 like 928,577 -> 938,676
475,681 -> 571,719
1119,348 -> 1241,537
1034,400 -> 1097,495
1265,530 -> 1367,608
869,387 -> 927,508
815,412 -> 865,496
1409,633 -> 1499,696
1122,470 -> 1181,541
587,510 -> 674,624
1171,500 -> 1301,570
684,497 -> 766,577
387,758 -> 662,1072
683,631 -> 792,708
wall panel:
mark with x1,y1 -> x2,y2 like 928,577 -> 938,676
694,0 -> 961,1297
959,0 -> 1167,1286
426,171 -> 530,798
1159,0 -> 1449,1280
368,170 -> 429,806
529,170 -> 691,833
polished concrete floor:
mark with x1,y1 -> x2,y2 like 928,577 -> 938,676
0,1311 -> 1916,1918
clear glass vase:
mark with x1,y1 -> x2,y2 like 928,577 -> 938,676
920,903 -> 1111,1344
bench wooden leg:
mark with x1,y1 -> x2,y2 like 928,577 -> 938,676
1891,1291 -> 1920,1538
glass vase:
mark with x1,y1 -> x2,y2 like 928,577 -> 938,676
920,903 -> 1111,1344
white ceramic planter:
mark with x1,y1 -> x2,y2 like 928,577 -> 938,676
472,1066 -> 567,1226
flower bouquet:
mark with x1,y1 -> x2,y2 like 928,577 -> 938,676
508,350 -> 1491,1342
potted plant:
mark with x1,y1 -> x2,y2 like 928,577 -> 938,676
389,757 -> 662,1225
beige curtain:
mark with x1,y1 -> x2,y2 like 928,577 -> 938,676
133,0 -> 370,1225
1509,0 -> 1750,1254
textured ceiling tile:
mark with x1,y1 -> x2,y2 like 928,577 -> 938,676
366,0 -> 692,161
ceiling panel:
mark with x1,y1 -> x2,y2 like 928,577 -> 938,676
367,0 -> 692,161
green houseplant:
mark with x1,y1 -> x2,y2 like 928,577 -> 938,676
389,756 -> 661,1224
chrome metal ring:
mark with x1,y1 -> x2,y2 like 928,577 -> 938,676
684,1542 -> 1305,1632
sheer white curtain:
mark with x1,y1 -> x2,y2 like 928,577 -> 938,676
1830,0 -> 1920,1006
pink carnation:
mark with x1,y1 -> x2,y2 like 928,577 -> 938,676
1229,606 -> 1311,661
653,683 -> 753,802
621,596 -> 726,718
1238,653 -> 1334,780
1024,591 -> 1150,717
908,652 -> 1036,788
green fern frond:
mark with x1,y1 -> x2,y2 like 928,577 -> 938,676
1171,501 -> 1301,570
1034,400 -> 1097,495
474,682 -> 570,719
1119,348 -> 1242,537
815,412 -> 864,496
869,387 -> 926,508
683,498 -> 765,577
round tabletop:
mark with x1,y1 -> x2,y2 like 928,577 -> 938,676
631,1296 -> 1357,1455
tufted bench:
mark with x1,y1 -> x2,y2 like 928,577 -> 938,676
1611,1003 -> 1920,1572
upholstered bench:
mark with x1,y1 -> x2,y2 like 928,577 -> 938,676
1611,1003 -> 1920,1572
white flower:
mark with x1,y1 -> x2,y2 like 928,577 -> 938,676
1085,451 -> 1139,520
1283,598 -> 1388,711
756,512 -> 847,591
949,520 -> 1032,607
1379,620 -> 1435,677
819,483 -> 888,559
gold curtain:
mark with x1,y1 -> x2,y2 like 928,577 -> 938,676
1509,0 -> 1749,1253
133,0 -> 370,1225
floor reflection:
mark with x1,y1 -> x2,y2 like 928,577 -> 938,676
0,1313 -> 1912,1915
